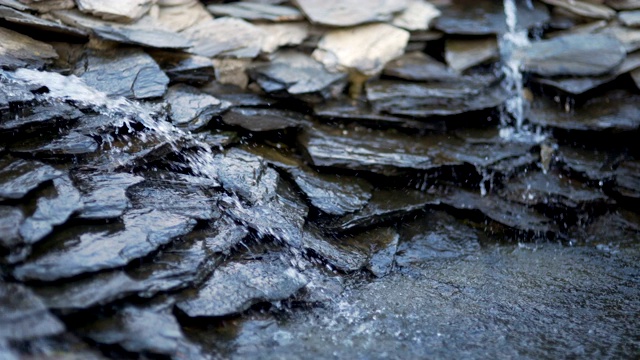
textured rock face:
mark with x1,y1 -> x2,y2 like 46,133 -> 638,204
76,0 -> 154,22
292,0 -> 408,27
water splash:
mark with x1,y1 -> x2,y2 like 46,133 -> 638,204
499,0 -> 546,143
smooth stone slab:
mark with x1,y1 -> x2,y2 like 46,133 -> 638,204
599,24 -> 640,52
126,177 -> 220,221
156,1 -> 212,32
365,78 -> 506,117
255,22 -> 309,54
521,33 -> 626,76
14,209 -> 196,281
0,0 -> 30,11
383,51 -> 457,82
53,9 -> 192,49
556,146 -> 615,183
0,102 -> 83,131
165,84 -> 229,131
182,17 -> 264,58
302,228 -> 368,272
207,2 -> 303,22
396,211 -> 481,266
391,0 -> 440,31
250,50 -> 346,96
433,0 -> 549,35
541,0 -> 615,20
221,108 -> 303,132
606,0 -> 640,10
292,0 -> 407,27
0,5 -> 87,40
0,282 -> 65,341
150,51 -> 214,84
19,175 -> 82,246
17,0 -> 73,12
312,23 -> 410,76
177,256 -> 308,317
74,48 -> 169,99
0,206 -> 23,248
445,37 -> 499,73
0,26 -> 57,69
76,0 -> 154,23
528,89 -> 640,131
73,172 -> 144,220
619,10 -> 640,26
0,157 -> 62,200
9,131 -> 99,156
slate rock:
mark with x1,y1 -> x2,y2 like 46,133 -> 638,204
391,0 -> 440,31
433,0 -> 549,35
396,211 -> 481,266
182,17 -> 264,58
14,209 -> 196,281
383,51 -> 457,82
521,33 -> 626,77
363,228 -> 399,277
606,0 -> 640,10
302,228 -> 368,272
156,0 -> 212,33
599,24 -> 640,53
0,26 -> 57,69
0,5 -> 87,40
528,89 -> 640,131
445,37 -> 499,73
575,209 -> 640,246
0,101 -> 83,131
250,50 -> 346,97
76,0 -> 154,23
0,282 -> 65,341
312,23 -> 410,76
256,22 -> 309,54
207,2 -> 303,22
292,0 -> 407,27
221,108 -> 303,132
126,177 -> 220,221
619,10 -> 640,26
17,0 -> 73,12
73,171 -> 144,220
150,51 -> 215,84
9,131 -> 99,157
202,218 -> 250,255
556,146 -> 616,183
177,256 -> 308,317
74,48 -> 169,99
53,9 -> 192,49
0,76 -> 35,107
0,206 -> 23,248
0,157 -> 62,200
365,78 -> 507,117
613,160 -> 640,200
541,0 -> 616,20
19,175 -> 82,246
165,84 -> 229,131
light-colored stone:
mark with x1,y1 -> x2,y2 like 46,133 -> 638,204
0,26 -> 57,69
207,2 -> 303,22
605,0 -> 640,10
182,17 -> 265,58
293,0 -> 407,27
599,24 -> 640,52
76,0 -> 155,23
155,1 -> 211,32
392,0 -> 440,31
445,37 -> 498,73
213,58 -> 252,88
256,22 -> 309,53
541,0 -> 615,20
17,0 -> 73,12
619,10 -> 640,27
312,23 -> 410,76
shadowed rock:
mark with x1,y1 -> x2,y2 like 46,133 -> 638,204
0,102 -> 83,131
0,206 -> 23,248
221,108 -> 304,132
150,51 -> 215,85
0,27 -> 57,69
9,131 -> 99,157
0,157 -> 62,200
177,255 -> 308,317
14,209 -> 196,281
0,5 -> 87,40
74,48 -> 169,99
613,160 -> 640,200
0,282 -> 65,341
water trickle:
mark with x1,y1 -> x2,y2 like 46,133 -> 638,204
499,0 -> 545,144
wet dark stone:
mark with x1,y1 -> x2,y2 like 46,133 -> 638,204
363,228 -> 399,277
52,9 -> 192,50
382,51 -> 458,82
313,98 -> 443,130
0,205 -> 23,248
433,0 -> 550,35
81,305 -> 193,356
14,209 -> 196,281
522,33 -> 626,77
74,48 -> 169,99
323,189 -> 441,231
202,217 -> 250,255
0,281 -> 65,341
9,131 -> 99,156
73,171 -> 144,220
176,255 -> 308,317
613,159 -> 640,200
443,188 -> 557,234
396,211 -> 480,266
126,177 -> 220,221
528,89 -> 640,131
365,78 -> 507,118
0,102 -> 83,131
556,146 -> 615,183
222,180 -> 308,248
500,170 -> 612,210
0,157 -> 62,200
19,175 -> 82,246
249,51 -> 347,98
165,84 -> 229,131
209,148 -> 280,205
221,107 -> 304,132
0,26 -> 57,69
302,228 -> 368,272
150,51 -> 215,85
207,2 -> 303,22
0,5 -> 88,40
0,76 -> 35,107
574,210 -> 640,246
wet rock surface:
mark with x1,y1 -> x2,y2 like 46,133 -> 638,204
1,1 -> 639,359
